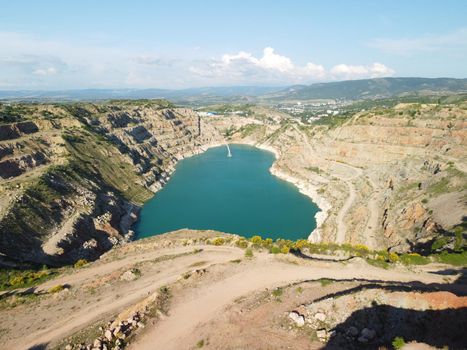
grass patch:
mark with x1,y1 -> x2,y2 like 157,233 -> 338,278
399,253 -> 430,265
433,251 -> 467,266
272,287 -> 283,297
318,278 -> 334,287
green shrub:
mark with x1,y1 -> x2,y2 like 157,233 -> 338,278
212,237 -> 225,246
250,235 -> 263,245
262,238 -> 273,248
389,252 -> 399,263
245,248 -> 254,258
400,253 -> 430,265
48,284 -> 65,293
431,237 -> 449,251
270,246 -> 281,254
272,287 -> 283,297
319,278 -> 333,287
434,251 -> 467,266
235,239 -> 248,249
392,336 -> 406,349
74,259 -> 88,268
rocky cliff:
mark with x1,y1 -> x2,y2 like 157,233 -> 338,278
0,101 -> 222,265
219,101 -> 466,253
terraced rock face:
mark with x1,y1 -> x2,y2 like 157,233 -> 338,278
0,101 -> 222,265
222,102 -> 466,252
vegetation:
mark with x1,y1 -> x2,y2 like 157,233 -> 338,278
0,268 -> 56,291
392,336 -> 406,349
47,284 -> 66,293
319,278 -> 333,287
244,248 -> 254,258
74,259 -> 88,268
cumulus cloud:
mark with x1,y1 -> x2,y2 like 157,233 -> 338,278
0,31 -> 396,88
190,48 -> 394,84
330,62 -> 394,79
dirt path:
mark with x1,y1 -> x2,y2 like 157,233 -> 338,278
13,246 -> 243,350
129,253 -> 446,350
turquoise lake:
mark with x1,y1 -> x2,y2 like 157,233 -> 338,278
134,144 -> 319,241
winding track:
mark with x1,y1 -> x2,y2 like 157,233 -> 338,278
12,242 -> 449,350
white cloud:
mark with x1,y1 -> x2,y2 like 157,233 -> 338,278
368,28 -> 467,56
303,63 -> 326,78
191,48 -> 393,84
33,67 -> 57,76
258,47 -> 293,72
0,31 -> 396,88
330,63 -> 394,80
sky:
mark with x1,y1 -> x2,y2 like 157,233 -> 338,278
1,0 -> 466,89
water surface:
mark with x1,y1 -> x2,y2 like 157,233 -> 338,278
135,144 -> 319,240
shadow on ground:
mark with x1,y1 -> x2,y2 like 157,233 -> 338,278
323,305 -> 467,350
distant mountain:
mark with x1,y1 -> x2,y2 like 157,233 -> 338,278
1,78 -> 466,104
0,86 -> 283,102
263,77 -> 467,101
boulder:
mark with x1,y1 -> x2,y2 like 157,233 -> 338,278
104,329 -> 113,341
316,329 -> 327,342
288,311 -> 305,327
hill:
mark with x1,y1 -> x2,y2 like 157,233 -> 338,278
263,77 -> 467,101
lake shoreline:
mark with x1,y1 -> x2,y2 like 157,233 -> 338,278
140,141 -> 328,243
232,141 -> 330,243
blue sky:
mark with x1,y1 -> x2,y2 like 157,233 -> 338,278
1,0 -> 466,89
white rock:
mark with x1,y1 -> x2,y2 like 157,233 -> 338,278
120,270 -> 138,281
104,329 -> 113,341
93,338 -> 102,348
316,329 -> 327,341
288,311 -> 305,327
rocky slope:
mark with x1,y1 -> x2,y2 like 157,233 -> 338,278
0,101 -> 222,265
217,101 -> 467,253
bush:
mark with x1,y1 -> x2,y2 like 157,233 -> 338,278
431,237 -> 449,251
48,284 -> 65,293
250,235 -> 263,245
389,252 -> 399,263
280,246 -> 290,254
270,246 -> 281,254
400,253 -> 430,265
245,248 -> 254,258
392,336 -> 406,349
235,239 -> 248,249
434,251 -> 467,266
319,278 -> 333,287
272,287 -> 283,297
74,259 -> 88,268
262,238 -> 273,248
212,237 -> 225,246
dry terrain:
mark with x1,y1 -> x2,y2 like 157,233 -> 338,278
0,230 -> 465,350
